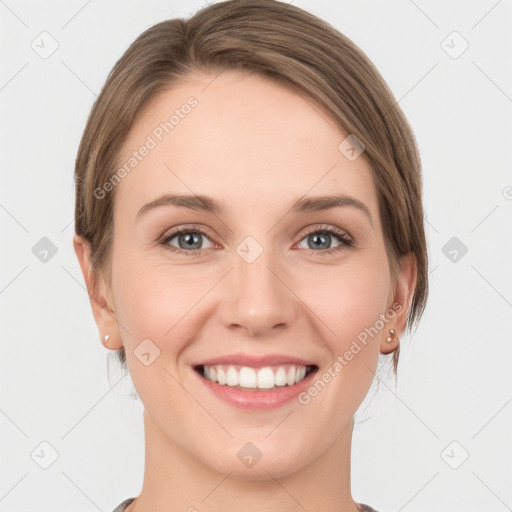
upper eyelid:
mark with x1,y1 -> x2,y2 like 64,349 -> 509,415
161,224 -> 352,246
301,224 -> 351,238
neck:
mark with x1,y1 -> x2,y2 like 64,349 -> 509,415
127,411 -> 361,512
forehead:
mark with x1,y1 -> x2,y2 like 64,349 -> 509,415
113,70 -> 379,223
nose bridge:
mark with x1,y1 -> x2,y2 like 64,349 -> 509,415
220,236 -> 296,335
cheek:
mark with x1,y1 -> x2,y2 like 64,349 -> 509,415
303,259 -> 391,346
110,245 -> 227,377
111,260 -> 207,410
113,261 -> 205,342
293,262 -> 391,421
113,247 -> 391,355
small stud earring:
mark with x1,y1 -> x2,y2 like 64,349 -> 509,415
104,334 -> 110,343
386,329 -> 398,343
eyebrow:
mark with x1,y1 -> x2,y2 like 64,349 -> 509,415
136,193 -> 373,225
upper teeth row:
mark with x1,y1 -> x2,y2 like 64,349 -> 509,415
203,365 -> 308,389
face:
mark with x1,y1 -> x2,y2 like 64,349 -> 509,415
82,70 -> 413,479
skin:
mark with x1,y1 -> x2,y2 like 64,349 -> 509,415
74,70 -> 416,512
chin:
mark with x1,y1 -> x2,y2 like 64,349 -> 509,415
199,442 -> 311,481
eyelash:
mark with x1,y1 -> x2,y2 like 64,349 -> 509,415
159,224 -> 354,257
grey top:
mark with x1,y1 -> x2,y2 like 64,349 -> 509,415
112,498 -> 135,512
113,497 -> 380,511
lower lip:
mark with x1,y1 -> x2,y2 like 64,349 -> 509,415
194,368 -> 317,410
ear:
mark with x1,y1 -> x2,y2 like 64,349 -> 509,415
380,252 -> 417,355
73,234 -> 123,350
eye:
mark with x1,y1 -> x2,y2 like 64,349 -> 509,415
159,224 -> 354,257
297,225 -> 354,255
160,227 -> 214,255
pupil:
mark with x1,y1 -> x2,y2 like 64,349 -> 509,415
181,233 -> 201,249
310,233 -> 329,250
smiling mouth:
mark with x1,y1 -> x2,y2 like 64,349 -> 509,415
194,364 -> 318,391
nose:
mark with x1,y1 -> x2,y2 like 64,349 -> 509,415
219,244 -> 297,337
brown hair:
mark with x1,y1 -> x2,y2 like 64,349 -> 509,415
74,0 -> 428,376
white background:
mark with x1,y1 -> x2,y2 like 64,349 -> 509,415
1,1 -> 511,511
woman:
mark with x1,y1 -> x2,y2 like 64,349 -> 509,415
73,1 -> 428,510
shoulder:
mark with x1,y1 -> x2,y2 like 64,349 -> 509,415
112,497 -> 135,512
358,504 -> 381,512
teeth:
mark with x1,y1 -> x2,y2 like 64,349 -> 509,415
226,366 -> 238,386
217,367 -> 227,385
202,364 -> 310,390
275,367 -> 287,386
239,367 -> 257,388
286,366 -> 296,386
257,367 -> 275,389
296,367 -> 306,383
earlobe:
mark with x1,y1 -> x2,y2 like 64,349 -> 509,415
381,328 -> 399,355
380,253 -> 417,354
73,234 -> 123,349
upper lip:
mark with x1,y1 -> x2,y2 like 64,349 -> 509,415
193,353 -> 317,368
